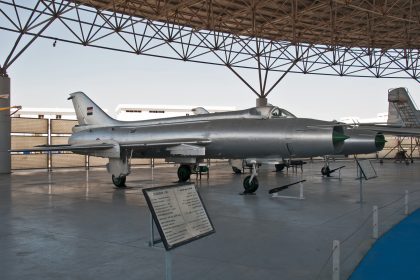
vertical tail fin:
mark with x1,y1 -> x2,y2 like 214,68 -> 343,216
68,92 -> 118,126
387,87 -> 420,127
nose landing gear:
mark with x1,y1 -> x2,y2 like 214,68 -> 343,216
242,161 -> 259,193
243,175 -> 259,193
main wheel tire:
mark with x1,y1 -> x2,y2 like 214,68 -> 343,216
321,166 -> 331,176
275,164 -> 285,172
112,175 -> 126,188
177,165 -> 191,182
232,166 -> 242,174
243,175 -> 259,193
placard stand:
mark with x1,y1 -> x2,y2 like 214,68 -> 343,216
269,180 -> 306,200
149,213 -> 162,247
143,184 -> 215,280
271,182 -> 305,200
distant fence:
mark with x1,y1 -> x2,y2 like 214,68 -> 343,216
10,117 -> 227,170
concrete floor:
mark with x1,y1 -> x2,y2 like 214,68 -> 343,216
1,160 -> 420,280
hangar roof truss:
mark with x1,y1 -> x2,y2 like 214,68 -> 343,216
78,0 -> 420,50
0,0 -> 419,96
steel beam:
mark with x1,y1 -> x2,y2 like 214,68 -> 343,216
0,76 -> 11,174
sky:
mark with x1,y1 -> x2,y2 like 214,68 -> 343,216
1,30 -> 419,121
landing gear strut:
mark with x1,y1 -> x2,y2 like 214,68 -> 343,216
321,166 -> 331,176
242,162 -> 259,193
112,175 -> 126,188
107,157 -> 130,188
321,156 -> 331,177
177,165 -> 191,182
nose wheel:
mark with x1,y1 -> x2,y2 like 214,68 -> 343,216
112,175 -> 127,188
242,161 -> 259,193
243,175 -> 259,193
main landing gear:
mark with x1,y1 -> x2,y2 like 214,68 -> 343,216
107,158 -> 131,188
275,163 -> 285,172
321,156 -> 331,177
112,175 -> 127,188
242,162 -> 259,193
177,164 -> 192,182
321,166 -> 331,177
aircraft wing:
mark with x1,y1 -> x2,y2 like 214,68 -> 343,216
10,138 -> 212,157
351,125 -> 420,137
120,138 -> 211,148
121,138 -> 211,156
9,143 -> 115,153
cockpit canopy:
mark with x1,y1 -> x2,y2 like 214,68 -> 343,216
252,106 -> 296,119
269,107 -> 296,119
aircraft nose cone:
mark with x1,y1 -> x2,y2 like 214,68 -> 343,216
332,131 -> 350,145
375,133 -> 386,150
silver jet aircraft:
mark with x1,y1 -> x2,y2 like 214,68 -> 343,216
13,92 -> 356,193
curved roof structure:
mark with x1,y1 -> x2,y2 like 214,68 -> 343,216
80,0 -> 419,50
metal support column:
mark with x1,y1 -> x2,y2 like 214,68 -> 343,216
256,97 -> 268,107
0,76 -> 11,174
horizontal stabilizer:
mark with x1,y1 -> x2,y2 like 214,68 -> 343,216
10,142 -> 115,153
352,125 -> 420,136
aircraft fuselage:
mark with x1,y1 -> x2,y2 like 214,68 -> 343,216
69,118 -> 344,159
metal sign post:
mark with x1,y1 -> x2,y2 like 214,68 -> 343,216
165,250 -> 172,280
359,165 -> 363,204
332,240 -> 340,280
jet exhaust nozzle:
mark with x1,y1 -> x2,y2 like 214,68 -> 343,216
339,129 -> 386,155
375,133 -> 386,150
332,130 -> 350,145
331,126 -> 348,154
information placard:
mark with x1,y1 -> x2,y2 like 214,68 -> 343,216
143,184 -> 215,251
356,159 -> 377,180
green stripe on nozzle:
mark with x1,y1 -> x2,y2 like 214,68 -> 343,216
332,131 -> 350,144
375,133 -> 386,150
